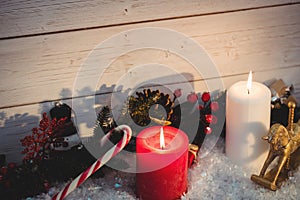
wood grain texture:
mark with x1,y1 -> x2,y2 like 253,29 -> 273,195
0,0 -> 298,38
1,67 -> 299,163
1,1 -> 300,163
0,4 -> 299,108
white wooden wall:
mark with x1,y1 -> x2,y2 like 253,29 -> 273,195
1,0 -> 300,163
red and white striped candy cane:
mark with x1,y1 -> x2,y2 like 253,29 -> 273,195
52,125 -> 132,200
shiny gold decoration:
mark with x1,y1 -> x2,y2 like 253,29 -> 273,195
188,144 -> 199,159
149,116 -> 172,126
188,144 -> 199,167
287,101 -> 296,132
251,101 -> 300,190
127,89 -> 173,126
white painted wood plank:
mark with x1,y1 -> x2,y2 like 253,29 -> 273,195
0,0 -> 298,38
1,67 -> 299,163
0,5 -> 300,108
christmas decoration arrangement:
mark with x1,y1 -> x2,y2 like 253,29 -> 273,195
0,88 -> 224,199
223,73 -> 300,192
1,78 -> 299,199
53,125 -> 132,200
92,88 -> 225,200
0,103 -> 101,200
94,88 -> 224,156
251,79 -> 300,191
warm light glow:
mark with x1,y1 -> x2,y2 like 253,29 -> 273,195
160,127 -> 165,149
247,71 -> 252,94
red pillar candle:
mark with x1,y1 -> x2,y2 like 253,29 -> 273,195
136,126 -> 189,200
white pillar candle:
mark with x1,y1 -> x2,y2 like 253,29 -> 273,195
226,72 -> 271,171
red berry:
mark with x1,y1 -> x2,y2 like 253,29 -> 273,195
8,162 -> 16,169
205,114 -> 217,124
210,101 -> 219,111
205,114 -> 213,123
174,89 -> 182,98
204,126 -> 212,134
187,93 -> 198,103
0,166 -> 8,175
201,92 -> 210,103
197,105 -> 204,110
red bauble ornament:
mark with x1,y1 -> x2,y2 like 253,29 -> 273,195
8,162 -> 16,169
187,93 -> 198,103
201,92 -> 210,103
0,166 -> 8,175
210,101 -> 219,111
204,126 -> 212,134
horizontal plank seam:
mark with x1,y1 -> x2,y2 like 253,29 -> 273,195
1,65 -> 299,110
1,2 -> 299,40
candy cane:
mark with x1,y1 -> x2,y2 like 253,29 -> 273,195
52,125 -> 132,200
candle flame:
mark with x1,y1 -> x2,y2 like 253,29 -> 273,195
160,127 -> 165,149
247,71 -> 252,94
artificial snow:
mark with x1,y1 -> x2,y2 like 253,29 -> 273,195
28,137 -> 299,200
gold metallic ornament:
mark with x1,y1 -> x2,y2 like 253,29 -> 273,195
127,89 -> 173,126
251,101 -> 300,190
188,144 -> 199,159
188,144 -> 199,167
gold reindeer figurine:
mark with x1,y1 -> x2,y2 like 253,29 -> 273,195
251,101 -> 300,191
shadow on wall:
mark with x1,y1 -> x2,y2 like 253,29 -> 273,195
0,72 -> 225,163
0,112 -> 39,163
